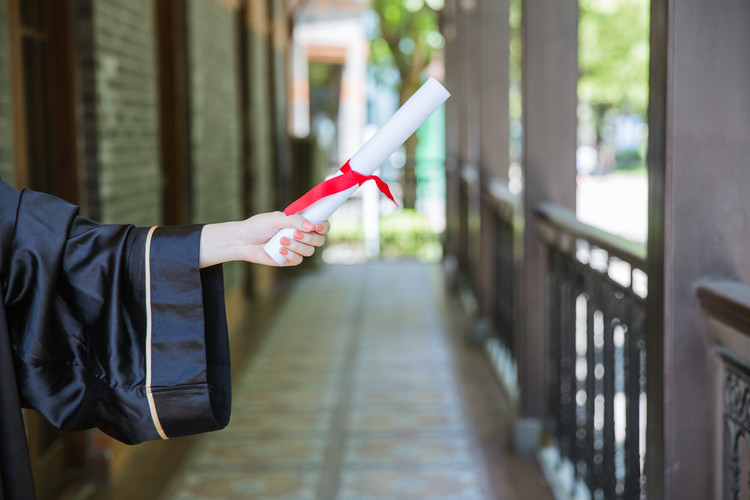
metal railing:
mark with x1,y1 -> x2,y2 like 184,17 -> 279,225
536,202 -> 648,499
697,281 -> 750,500
482,178 -> 519,396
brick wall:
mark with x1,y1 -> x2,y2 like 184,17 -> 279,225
186,0 -> 242,224
269,0 -> 292,208
186,0 -> 243,287
77,0 -> 161,225
247,0 -> 275,215
0,0 -> 14,184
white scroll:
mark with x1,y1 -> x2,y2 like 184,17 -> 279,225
264,77 -> 451,265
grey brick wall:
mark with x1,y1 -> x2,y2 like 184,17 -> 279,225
186,0 -> 243,288
247,6 -> 275,215
186,0 -> 242,225
0,0 -> 14,185
77,0 -> 161,225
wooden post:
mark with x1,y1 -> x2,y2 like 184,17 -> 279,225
647,0 -> 750,497
442,0 -> 461,265
477,0 -> 510,319
478,0 -> 509,182
518,0 -> 577,440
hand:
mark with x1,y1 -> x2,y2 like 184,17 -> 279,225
199,212 -> 330,268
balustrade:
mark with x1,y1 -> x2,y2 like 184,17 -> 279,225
536,202 -> 647,499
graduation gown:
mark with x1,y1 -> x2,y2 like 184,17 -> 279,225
0,180 -> 231,499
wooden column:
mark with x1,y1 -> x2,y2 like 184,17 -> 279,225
647,0 -> 750,497
478,0 -> 509,182
457,0 -> 481,294
442,0 -> 461,264
518,0 -> 577,424
477,0 -> 510,318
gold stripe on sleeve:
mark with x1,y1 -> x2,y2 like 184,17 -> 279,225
145,226 -> 168,440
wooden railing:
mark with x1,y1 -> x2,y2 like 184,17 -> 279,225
697,281 -> 750,500
535,202 -> 647,499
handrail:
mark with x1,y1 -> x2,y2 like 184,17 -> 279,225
540,199 -> 647,497
485,176 -> 517,220
460,163 -> 480,186
697,280 -> 750,336
535,201 -> 647,270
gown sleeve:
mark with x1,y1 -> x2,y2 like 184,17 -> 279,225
0,180 -> 230,444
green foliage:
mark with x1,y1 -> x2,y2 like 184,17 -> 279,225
326,209 -> 442,262
578,0 -> 650,115
509,0 -> 522,84
614,150 -> 641,169
327,214 -> 364,243
369,0 -> 444,99
379,209 -> 442,261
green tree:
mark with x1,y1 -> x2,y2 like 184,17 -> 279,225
579,0 -> 649,149
369,0 -> 444,209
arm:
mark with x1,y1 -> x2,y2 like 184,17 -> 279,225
199,212 -> 330,269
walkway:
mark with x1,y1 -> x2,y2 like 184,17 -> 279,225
159,261 -> 551,499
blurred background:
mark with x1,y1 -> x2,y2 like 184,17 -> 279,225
5,0 -> 749,498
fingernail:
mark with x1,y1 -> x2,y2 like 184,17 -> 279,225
280,247 -> 288,256
303,221 -> 314,231
316,224 -> 324,232
294,231 -> 304,240
280,237 -> 290,246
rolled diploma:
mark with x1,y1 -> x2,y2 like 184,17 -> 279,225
264,77 -> 451,264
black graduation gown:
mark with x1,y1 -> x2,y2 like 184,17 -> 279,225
0,180 -> 231,499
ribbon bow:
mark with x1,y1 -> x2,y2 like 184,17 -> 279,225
284,160 -> 397,216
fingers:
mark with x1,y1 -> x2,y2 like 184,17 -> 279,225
313,221 -> 330,235
270,214 -> 331,267
292,229 -> 325,247
278,247 -> 303,266
279,236 -> 316,258
286,214 -> 331,235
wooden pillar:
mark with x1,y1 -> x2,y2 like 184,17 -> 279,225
478,0 -> 509,182
518,0 -> 577,425
647,0 -> 750,497
458,0 -> 481,294
477,0 -> 510,318
442,0 -> 461,263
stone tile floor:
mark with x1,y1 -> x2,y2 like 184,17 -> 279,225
159,262 -> 551,499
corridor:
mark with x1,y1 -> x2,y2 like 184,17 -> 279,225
159,262 -> 551,499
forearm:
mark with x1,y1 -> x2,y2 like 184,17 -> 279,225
199,222 -> 245,269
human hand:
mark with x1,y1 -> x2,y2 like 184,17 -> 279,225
199,212 -> 330,268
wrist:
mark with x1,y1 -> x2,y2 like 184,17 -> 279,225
199,222 -> 243,268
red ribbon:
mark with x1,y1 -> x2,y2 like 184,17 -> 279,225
284,160 -> 397,216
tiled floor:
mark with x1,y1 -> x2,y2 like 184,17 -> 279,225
159,262 -> 551,499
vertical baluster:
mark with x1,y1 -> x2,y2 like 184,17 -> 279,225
493,214 -> 501,346
585,270 -> 597,491
636,304 -> 647,497
623,297 -> 641,500
569,256 -> 584,471
548,249 -> 562,443
603,292 -> 618,499
502,216 -> 514,353
724,370 -> 741,500
495,215 -> 502,345
731,430 -> 740,500
557,248 -> 571,457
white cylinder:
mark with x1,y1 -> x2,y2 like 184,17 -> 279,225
264,78 -> 451,264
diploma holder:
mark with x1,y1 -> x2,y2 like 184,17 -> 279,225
263,77 -> 451,265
